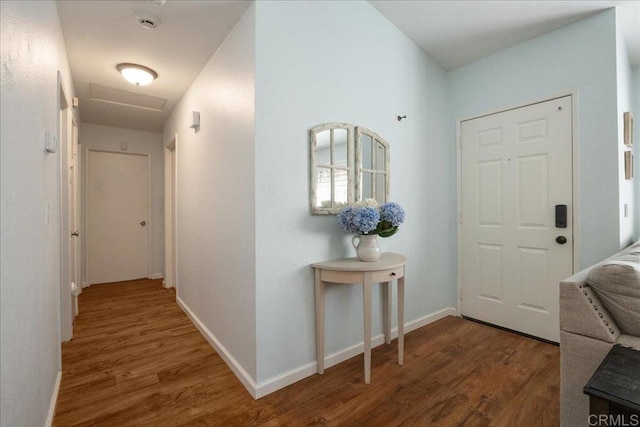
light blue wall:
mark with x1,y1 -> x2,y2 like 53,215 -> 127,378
616,9 -> 636,246
448,10 -> 620,269
254,1 -> 454,383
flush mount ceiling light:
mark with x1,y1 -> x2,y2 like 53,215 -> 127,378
116,63 -> 158,86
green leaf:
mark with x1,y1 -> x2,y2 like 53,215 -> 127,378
378,226 -> 398,238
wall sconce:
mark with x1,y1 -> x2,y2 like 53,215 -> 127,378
190,111 -> 200,130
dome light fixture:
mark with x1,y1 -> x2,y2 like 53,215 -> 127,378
116,63 -> 158,86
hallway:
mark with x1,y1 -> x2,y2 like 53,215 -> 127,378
53,280 -> 560,426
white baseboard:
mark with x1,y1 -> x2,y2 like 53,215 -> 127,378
403,306 -> 459,335
150,273 -> 164,280
254,306 -> 458,398
46,370 -> 62,426
176,297 -> 258,398
179,300 -> 457,400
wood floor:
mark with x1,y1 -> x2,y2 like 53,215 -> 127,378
54,279 -> 560,426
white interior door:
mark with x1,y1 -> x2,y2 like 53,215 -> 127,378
87,150 -> 150,284
460,96 -> 573,343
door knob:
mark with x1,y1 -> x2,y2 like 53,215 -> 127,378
556,236 -> 567,245
140,221 -> 146,226
71,231 -> 79,237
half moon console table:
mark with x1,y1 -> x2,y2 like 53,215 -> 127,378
311,252 -> 407,384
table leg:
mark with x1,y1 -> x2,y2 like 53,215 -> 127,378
383,281 -> 391,344
314,268 -> 325,374
363,273 -> 372,384
398,276 -> 404,366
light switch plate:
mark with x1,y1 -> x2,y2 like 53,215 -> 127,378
44,130 -> 57,154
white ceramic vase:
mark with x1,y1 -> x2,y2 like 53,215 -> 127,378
352,234 -> 381,262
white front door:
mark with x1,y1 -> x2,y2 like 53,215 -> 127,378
460,96 -> 573,342
87,150 -> 150,285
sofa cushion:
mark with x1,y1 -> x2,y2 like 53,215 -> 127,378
586,246 -> 640,336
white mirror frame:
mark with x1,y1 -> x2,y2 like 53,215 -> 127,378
355,127 -> 390,205
310,123 -> 390,215
310,123 -> 354,215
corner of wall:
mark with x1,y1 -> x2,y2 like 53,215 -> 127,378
161,1 -> 258,384
615,7 -> 636,247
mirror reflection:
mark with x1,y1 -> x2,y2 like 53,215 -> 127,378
315,166 -> 332,208
356,127 -> 390,205
310,123 -> 353,214
361,134 -> 373,170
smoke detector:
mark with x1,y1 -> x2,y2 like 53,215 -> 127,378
135,11 -> 159,29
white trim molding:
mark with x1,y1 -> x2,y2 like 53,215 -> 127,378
46,370 -> 62,427
176,297 -> 258,398
178,298 -> 457,400
254,306 -> 457,398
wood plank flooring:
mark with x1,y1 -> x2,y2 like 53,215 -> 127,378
54,279 -> 560,426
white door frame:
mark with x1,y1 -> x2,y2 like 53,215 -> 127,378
163,134 -> 178,289
71,119 -> 81,316
455,89 -> 580,314
84,147 -> 153,285
57,72 -> 74,342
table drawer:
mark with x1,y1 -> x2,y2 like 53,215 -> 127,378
370,266 -> 404,283
320,269 -> 363,284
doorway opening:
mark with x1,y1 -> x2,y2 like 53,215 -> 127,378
164,135 -> 177,290
58,73 -> 75,342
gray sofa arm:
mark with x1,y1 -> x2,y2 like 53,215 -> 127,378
560,278 -> 621,343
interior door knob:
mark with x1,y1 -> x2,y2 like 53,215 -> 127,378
140,221 -> 146,226
71,231 -> 79,237
556,236 -> 567,245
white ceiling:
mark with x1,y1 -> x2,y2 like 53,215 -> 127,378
56,0 -> 639,133
56,0 -> 251,133
371,0 -> 640,71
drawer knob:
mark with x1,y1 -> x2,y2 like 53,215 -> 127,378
391,272 -> 396,276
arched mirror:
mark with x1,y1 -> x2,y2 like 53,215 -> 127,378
310,123 -> 390,214
356,127 -> 390,204
310,123 -> 353,214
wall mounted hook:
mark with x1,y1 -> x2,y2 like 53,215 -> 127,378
397,115 -> 407,121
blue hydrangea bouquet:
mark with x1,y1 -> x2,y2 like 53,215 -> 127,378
337,199 -> 405,237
